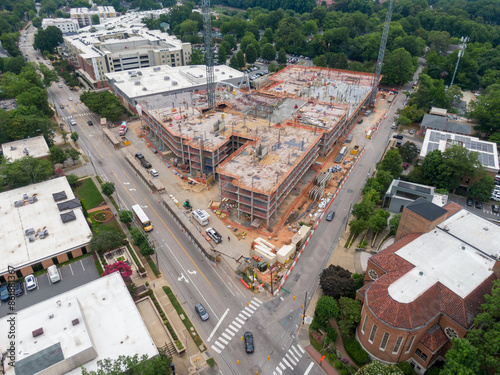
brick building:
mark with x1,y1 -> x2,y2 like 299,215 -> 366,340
356,199 -> 500,374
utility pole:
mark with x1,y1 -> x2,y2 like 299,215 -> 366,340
449,36 -> 469,89
302,291 -> 307,324
202,0 -> 215,109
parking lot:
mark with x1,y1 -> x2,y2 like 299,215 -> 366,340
0,256 -> 99,317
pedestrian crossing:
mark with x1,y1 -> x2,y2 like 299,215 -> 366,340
210,298 -> 262,354
61,112 -> 94,121
272,344 -> 306,374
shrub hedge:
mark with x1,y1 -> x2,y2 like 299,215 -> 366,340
344,337 -> 370,366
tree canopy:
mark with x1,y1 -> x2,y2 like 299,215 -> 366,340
81,354 -> 172,375
33,26 -> 63,53
80,91 -> 126,122
319,265 -> 356,300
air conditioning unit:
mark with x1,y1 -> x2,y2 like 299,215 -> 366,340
134,81 -> 140,85
172,81 -> 178,85
164,75 -> 170,80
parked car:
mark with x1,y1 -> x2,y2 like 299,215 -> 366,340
244,332 -> 254,353
195,303 -> 209,321
402,162 -> 409,170
393,134 -> 403,139
396,140 -> 402,148
466,197 -> 474,207
492,204 -> 499,213
68,97 -> 73,101
150,169 -> 159,177
326,211 -> 335,221
0,283 -> 9,301
119,124 -> 128,136
140,158 -> 151,169
14,281 -> 24,297
135,152 -> 144,160
206,227 -> 222,243
409,129 -> 415,135
60,104 -> 64,109
391,122 -> 397,129
25,274 -> 37,291
69,119 -> 77,126
475,201 -> 483,209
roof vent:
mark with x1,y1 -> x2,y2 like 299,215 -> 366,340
23,193 -> 29,200
72,318 -> 80,326
32,328 -> 44,337
153,66 -> 160,71
164,75 -> 170,80
14,200 -> 24,208
221,71 -> 225,75
229,75 -> 233,78
172,81 -> 178,85
134,81 -> 140,85
142,87 -> 147,91
28,236 -> 35,242
461,245 -> 466,250
29,196 -> 38,204
49,314 -> 54,319
419,271 -> 423,276
25,228 -> 35,236
443,225 -> 450,231
483,227 -> 489,231
24,148 -> 29,155
39,229 -> 49,239
10,146 -> 16,150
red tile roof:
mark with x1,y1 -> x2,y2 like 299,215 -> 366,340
362,233 -> 494,330
420,324 -> 447,353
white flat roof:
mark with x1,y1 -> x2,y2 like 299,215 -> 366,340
2,136 -> 50,161
106,65 -> 244,99
389,210 -> 497,303
421,129 -> 499,172
0,273 -> 158,375
0,177 -> 92,275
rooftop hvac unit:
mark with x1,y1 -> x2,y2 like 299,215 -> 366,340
164,75 -> 170,80
153,66 -> 160,71
221,71 -> 225,75
142,87 -> 147,91
25,228 -> 35,236
14,200 -> 24,207
10,146 -> 16,150
215,68 -> 219,71
28,236 -> 35,243
134,81 -> 140,85
229,75 -> 233,78
39,229 -> 49,239
29,196 -> 38,204
23,193 -> 28,200
172,81 -> 178,85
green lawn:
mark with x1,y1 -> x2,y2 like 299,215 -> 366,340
77,178 -> 103,209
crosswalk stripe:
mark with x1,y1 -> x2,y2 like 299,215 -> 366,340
285,353 -> 297,366
253,297 -> 262,304
282,358 -> 293,369
215,341 -> 225,349
297,344 -> 305,354
291,345 -> 302,358
232,320 -> 242,329
249,300 -> 260,309
276,367 -> 282,375
242,309 -> 252,317
222,332 -> 232,341
211,345 -> 221,354
279,362 -> 286,370
288,349 -> 299,362
244,306 -> 254,314
247,304 -> 257,311
238,313 -> 247,320
225,328 -> 235,337
219,337 -> 228,345
273,372 -> 277,375
229,324 -> 239,333
235,317 -> 245,325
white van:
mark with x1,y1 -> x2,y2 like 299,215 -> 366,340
192,209 -> 210,226
47,265 -> 61,283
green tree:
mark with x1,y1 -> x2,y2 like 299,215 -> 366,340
381,48 -> 416,85
236,50 -> 245,69
81,354 -> 172,375
70,131 -> 79,142
368,209 -> 390,234
441,145 -> 482,191
89,230 -> 127,254
398,141 -> 419,162
352,199 -> 376,221
38,63 -> 59,87
389,214 -> 401,235
261,43 -> 276,62
217,44 -> 227,65
303,20 -> 318,36
489,133 -> 500,148
222,34 -> 237,50
313,295 -> 339,328
66,174 -> 80,187
2,156 -> 53,188
313,55 -> 327,67
32,17 -> 42,28
229,55 -> 239,69
376,148 -> 403,178
101,182 -> 116,197
422,149 -> 444,186
319,265 -> 355,300
277,48 -> 287,65
349,218 -> 368,235
66,147 -> 80,162
263,27 -> 274,43
33,26 -> 63,53
469,175 -> 495,202
427,30 -> 450,54
91,14 -> 100,25
189,48 -> 204,65
119,210 -> 133,224
441,338 -> 480,375
49,145 -> 67,164
470,85 -> 500,136
268,62 -> 277,72
245,44 -> 257,65
337,297 -> 362,337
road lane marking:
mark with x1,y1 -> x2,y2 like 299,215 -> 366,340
254,297 -> 262,303
288,349 -> 299,362
297,344 -> 305,354
282,358 -> 292,369
247,305 -> 256,311
292,345 -> 302,357
276,367 -> 282,375
238,313 -> 247,320
249,300 -> 260,308
207,308 -> 229,342
211,345 -> 221,354
304,362 -> 314,375
279,363 -> 286,370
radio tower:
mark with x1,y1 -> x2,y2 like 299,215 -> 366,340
202,0 -> 215,109
369,0 -> 394,106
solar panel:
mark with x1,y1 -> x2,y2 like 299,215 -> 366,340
398,181 -> 431,194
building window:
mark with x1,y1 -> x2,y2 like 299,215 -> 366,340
416,349 -> 422,356
444,327 -> 458,340
405,336 -> 415,353
361,315 -> 368,334
369,325 -> 377,343
368,269 -> 378,280
421,353 -> 428,361
393,337 -> 403,354
378,332 -> 389,350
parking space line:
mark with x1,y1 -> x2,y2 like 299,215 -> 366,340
80,259 -> 85,271
69,264 -> 74,275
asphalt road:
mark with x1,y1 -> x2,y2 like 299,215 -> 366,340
22,32 -> 429,374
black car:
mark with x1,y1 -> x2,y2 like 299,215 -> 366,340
135,152 -> 144,160
87,120 -> 93,126
244,332 -> 254,353
466,197 -> 474,206
14,281 -> 24,297
393,134 -> 404,139
475,201 -> 483,209
326,211 -> 335,221
141,158 -> 151,169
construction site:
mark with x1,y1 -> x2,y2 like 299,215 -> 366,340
139,66 -> 378,232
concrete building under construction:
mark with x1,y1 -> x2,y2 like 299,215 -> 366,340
139,66 -> 377,226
